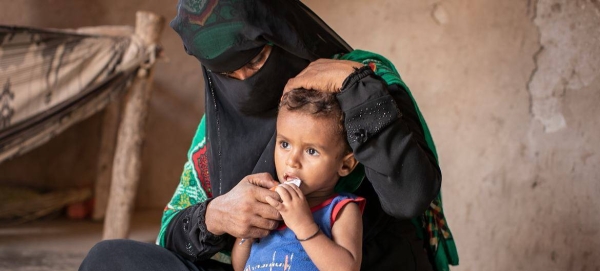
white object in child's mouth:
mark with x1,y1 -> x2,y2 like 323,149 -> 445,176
283,177 -> 302,187
270,177 -> 302,191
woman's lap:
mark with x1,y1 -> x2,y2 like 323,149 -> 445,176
80,235 -> 430,271
79,239 -> 230,271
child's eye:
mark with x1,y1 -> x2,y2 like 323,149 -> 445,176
306,148 -> 319,156
279,141 -> 290,149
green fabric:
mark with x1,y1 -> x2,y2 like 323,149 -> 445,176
191,22 -> 244,60
173,0 -> 246,60
157,116 -> 208,246
334,50 -> 459,271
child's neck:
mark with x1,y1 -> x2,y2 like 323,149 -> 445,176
305,189 -> 337,208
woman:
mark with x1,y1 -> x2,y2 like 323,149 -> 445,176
80,1 -> 458,270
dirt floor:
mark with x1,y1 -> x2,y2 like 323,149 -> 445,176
0,210 -> 162,271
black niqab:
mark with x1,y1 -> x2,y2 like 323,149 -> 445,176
171,0 -> 352,196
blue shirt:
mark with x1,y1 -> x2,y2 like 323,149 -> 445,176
243,193 -> 365,271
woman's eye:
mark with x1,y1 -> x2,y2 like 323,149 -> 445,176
247,56 -> 263,69
306,148 -> 319,156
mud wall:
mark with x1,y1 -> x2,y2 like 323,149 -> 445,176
0,1 -> 598,270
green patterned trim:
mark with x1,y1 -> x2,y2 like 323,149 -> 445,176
157,116 -> 209,246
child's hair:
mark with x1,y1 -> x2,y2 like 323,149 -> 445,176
279,88 -> 350,152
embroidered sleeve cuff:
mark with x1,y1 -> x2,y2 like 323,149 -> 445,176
194,198 -> 225,246
166,198 -> 229,262
337,70 -> 401,146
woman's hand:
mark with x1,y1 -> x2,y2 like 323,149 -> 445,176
205,173 -> 282,239
265,184 -> 318,240
284,58 -> 363,94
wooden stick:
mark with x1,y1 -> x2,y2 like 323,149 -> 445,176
103,11 -> 164,239
92,99 -> 122,221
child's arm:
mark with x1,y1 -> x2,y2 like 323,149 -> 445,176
300,202 -> 363,271
231,238 -> 253,271
266,184 -> 363,271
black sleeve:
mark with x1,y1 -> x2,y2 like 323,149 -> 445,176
336,67 -> 441,219
163,199 -> 234,263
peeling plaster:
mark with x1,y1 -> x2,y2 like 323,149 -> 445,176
432,3 -> 449,25
528,0 -> 600,133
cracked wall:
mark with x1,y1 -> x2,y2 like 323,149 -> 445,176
0,0 -> 599,270
529,0 -> 600,133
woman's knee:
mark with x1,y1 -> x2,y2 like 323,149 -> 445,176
79,239 -> 138,270
89,239 -> 129,255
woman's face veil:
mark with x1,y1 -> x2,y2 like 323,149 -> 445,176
170,0 -> 352,72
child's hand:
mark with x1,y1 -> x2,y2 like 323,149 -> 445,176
266,184 -> 319,239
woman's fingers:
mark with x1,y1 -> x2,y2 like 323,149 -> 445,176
230,200 -> 280,238
246,172 -> 279,190
240,226 -> 271,239
253,198 -> 282,220
283,58 -> 362,94
266,196 -> 282,210
207,173 -> 283,238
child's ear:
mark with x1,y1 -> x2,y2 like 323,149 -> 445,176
338,152 -> 359,177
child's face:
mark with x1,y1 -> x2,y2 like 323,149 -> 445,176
275,108 -> 351,196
